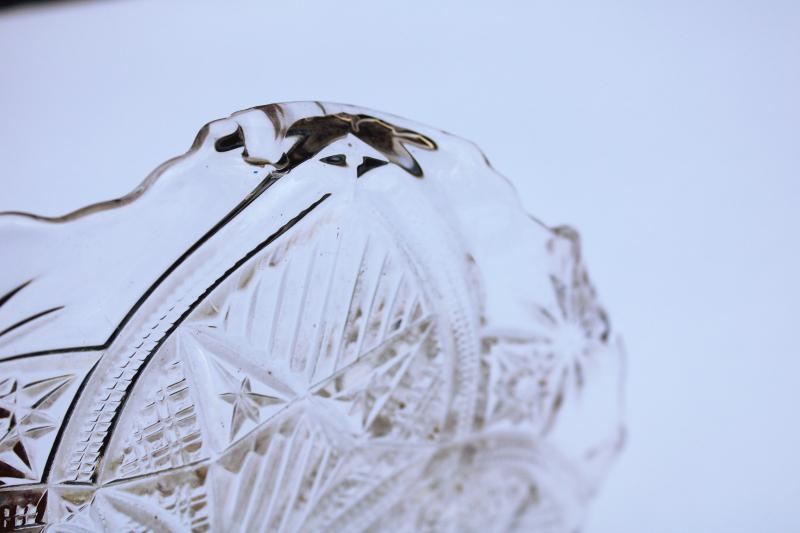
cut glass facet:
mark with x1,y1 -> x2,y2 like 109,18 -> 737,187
0,102 -> 624,532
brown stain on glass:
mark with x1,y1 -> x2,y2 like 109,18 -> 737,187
255,104 -> 286,139
319,154 -> 348,167
245,109 -> 437,178
214,126 -> 245,153
356,156 -> 388,177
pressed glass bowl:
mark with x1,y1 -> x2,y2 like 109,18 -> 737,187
0,102 -> 624,532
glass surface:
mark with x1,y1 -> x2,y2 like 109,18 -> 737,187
0,102 -> 624,532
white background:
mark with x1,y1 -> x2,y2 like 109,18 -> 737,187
1,1 -> 799,531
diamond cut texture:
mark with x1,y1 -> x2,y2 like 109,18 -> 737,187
0,102 -> 624,532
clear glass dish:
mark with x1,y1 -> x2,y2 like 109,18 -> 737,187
0,102 -> 624,532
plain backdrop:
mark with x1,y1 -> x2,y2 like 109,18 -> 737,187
1,1 -> 799,531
